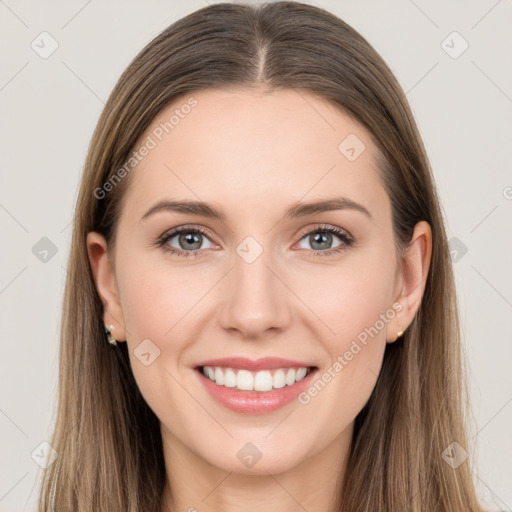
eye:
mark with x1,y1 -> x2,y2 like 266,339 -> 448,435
155,223 -> 353,259
295,224 -> 353,257
156,226 -> 216,258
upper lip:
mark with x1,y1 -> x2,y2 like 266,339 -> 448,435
195,357 -> 316,371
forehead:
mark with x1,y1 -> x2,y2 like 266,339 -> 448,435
121,87 -> 389,224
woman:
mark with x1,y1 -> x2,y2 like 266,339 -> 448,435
38,2 -> 485,511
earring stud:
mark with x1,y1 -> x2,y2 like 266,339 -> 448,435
396,321 -> 404,339
104,323 -> 118,346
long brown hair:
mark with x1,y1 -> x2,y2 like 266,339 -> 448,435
38,2 -> 485,510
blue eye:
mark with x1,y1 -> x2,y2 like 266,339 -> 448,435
157,226 -> 214,258
156,224 -> 353,258
295,225 -> 353,257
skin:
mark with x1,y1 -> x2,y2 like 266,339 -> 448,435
87,87 -> 432,512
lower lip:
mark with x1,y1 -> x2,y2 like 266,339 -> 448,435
195,367 -> 318,414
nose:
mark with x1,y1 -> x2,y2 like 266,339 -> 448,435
218,245 -> 291,340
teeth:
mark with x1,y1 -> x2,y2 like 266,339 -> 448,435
296,367 -> 307,381
254,370 -> 273,392
214,367 -> 224,385
224,369 -> 237,388
201,366 -> 311,392
273,369 -> 286,389
237,370 -> 254,391
285,368 -> 296,386
206,366 -> 215,381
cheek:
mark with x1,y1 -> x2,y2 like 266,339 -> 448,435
295,252 -> 395,398
117,254 -> 199,341
114,259 -> 189,402
296,274 -> 391,434
297,253 -> 395,341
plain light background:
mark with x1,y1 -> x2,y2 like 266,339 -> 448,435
0,1 -> 511,510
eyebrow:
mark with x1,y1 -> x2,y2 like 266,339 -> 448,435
139,196 -> 372,223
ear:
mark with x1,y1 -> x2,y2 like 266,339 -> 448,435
387,220 -> 432,343
86,232 -> 127,342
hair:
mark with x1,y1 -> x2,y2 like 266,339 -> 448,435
38,1 -> 485,511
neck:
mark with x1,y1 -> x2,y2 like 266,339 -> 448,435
160,423 -> 353,512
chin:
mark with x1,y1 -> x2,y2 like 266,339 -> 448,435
194,437 -> 310,477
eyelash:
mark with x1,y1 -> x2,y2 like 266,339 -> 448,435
155,224 -> 353,259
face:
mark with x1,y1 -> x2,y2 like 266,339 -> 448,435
88,87 -> 420,476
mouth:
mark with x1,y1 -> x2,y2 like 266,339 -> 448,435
193,358 -> 319,414
196,365 -> 317,392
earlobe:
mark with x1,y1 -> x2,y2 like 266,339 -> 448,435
86,231 -> 127,342
386,301 -> 407,343
387,221 -> 432,343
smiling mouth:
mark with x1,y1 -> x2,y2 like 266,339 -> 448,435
196,365 -> 317,393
